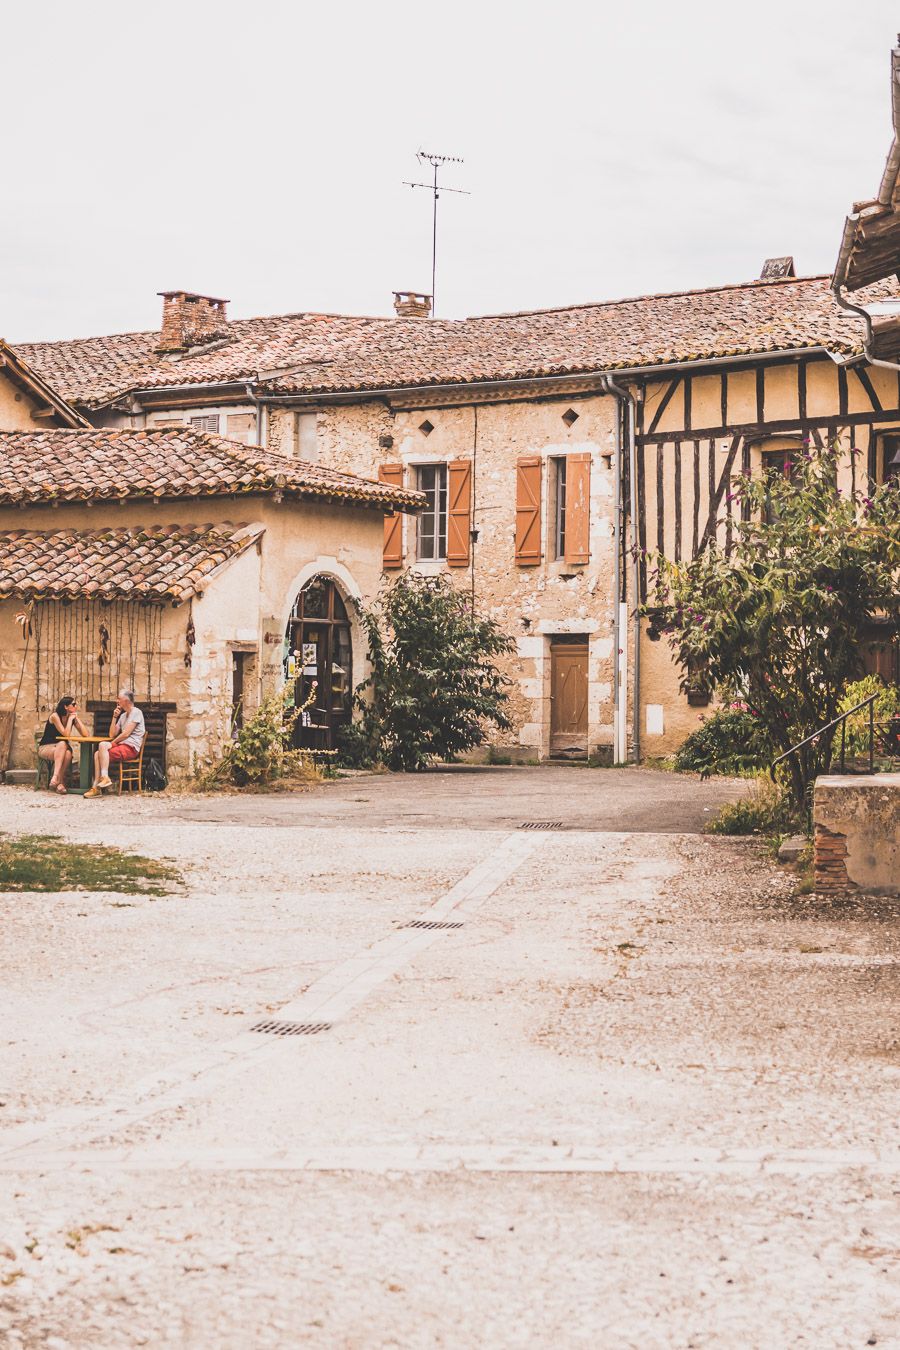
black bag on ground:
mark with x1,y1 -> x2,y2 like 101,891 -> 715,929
144,757 -> 168,792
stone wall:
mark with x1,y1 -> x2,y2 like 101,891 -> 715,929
0,494 -> 388,776
813,774 -> 900,895
0,598 -> 192,773
269,395 -> 623,759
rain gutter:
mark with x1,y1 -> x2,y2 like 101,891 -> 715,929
251,348 -> 832,409
831,279 -> 900,377
601,375 -> 638,764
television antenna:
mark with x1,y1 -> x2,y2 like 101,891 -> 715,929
403,151 -> 470,316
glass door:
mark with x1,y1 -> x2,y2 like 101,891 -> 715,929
284,578 -> 353,750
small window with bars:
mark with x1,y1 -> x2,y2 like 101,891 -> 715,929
416,464 -> 448,560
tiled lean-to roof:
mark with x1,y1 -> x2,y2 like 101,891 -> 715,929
16,274 -> 890,408
0,524 -> 263,602
0,428 -> 424,511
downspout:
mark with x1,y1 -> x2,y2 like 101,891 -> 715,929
830,279 -> 900,377
602,375 -> 639,764
627,393 -> 640,764
244,381 -> 265,446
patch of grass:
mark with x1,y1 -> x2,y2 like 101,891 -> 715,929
706,774 -> 800,837
0,833 -> 183,895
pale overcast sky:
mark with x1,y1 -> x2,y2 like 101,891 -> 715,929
3,0 -> 898,340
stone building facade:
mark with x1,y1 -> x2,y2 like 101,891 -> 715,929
16,265 -> 898,764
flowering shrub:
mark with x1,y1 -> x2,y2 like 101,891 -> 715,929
196,693 -> 318,788
644,440 -> 900,803
673,706 -> 772,777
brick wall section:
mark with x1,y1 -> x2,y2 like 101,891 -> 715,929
157,293 -> 229,352
813,774 -> 900,896
813,824 -> 855,893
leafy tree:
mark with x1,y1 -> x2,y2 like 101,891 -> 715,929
646,442 -> 899,803
342,572 -> 514,771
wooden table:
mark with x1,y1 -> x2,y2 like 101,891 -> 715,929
59,735 -> 108,795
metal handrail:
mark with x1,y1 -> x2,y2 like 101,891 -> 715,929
772,693 -> 878,775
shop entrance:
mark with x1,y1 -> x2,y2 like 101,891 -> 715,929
284,577 -> 353,751
550,638 -> 589,759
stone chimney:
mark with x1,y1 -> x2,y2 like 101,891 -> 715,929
393,290 -> 432,319
156,290 -> 230,352
759,257 -> 795,280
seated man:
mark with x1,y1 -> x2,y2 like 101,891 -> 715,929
84,689 -> 146,798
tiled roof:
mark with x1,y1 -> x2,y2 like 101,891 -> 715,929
0,428 -> 424,511
833,42 -> 900,295
0,340 -> 87,426
16,275 -> 892,407
0,524 -> 262,601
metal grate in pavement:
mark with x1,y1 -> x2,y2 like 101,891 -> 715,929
519,821 -> 563,830
402,920 -> 464,930
250,1020 -> 331,1037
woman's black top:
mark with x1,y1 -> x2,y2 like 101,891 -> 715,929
39,719 -> 59,747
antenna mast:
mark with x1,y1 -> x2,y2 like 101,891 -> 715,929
403,150 -> 470,316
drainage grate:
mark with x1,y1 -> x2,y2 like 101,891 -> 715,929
403,919 -> 464,931
519,821 -> 563,830
250,1020 -> 331,1037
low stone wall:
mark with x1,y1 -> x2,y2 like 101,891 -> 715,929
813,774 -> 900,895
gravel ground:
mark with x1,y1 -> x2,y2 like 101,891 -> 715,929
0,773 -> 898,1348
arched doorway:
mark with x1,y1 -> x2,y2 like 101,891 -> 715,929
284,576 -> 353,750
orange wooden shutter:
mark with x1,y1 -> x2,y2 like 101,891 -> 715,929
379,463 -> 404,569
515,456 -> 543,565
564,452 -> 591,566
447,458 -> 472,567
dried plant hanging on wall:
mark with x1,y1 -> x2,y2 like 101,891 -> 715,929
32,599 -> 164,711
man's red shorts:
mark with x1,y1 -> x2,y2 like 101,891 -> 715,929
108,744 -> 138,764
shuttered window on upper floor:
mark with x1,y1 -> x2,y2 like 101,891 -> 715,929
379,463 -> 404,569
515,456 -> 542,565
446,458 -> 472,567
416,464 -> 448,560
189,413 -> 220,434
563,453 -> 591,566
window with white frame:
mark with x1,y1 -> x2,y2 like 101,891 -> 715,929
415,463 -> 448,560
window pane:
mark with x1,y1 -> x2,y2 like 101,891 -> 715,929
555,458 -> 567,558
416,464 -> 447,559
883,435 -> 900,484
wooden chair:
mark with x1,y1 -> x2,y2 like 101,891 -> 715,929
34,734 -> 50,791
117,742 -> 145,795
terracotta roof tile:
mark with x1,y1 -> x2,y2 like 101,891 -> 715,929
0,428 -> 424,512
0,524 -> 262,601
16,275 -> 895,407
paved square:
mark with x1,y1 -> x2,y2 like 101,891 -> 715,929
0,768 -> 897,1347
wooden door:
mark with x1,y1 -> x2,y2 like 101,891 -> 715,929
550,642 -> 589,758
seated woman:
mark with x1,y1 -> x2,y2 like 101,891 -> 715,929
38,696 -> 88,794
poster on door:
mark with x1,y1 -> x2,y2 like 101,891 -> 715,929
302,641 -> 318,675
